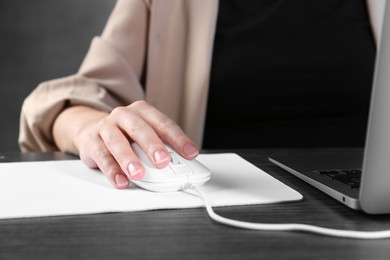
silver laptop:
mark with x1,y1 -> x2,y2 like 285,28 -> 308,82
269,2 -> 390,214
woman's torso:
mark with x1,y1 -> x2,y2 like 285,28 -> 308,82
203,0 -> 376,149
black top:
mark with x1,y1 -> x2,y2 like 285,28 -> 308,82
202,0 -> 376,149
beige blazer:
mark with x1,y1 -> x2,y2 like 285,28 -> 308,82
18,0 -> 385,152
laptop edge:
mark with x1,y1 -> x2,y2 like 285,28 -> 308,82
269,2 -> 390,214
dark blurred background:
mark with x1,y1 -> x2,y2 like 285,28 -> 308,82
0,0 -> 116,151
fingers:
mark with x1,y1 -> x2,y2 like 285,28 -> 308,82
76,114 -> 144,189
98,122 -> 146,178
128,101 -> 199,160
76,101 -> 199,189
109,105 -> 172,168
79,133 -> 132,190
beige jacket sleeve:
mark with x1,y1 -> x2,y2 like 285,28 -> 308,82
19,0 -> 219,152
19,0 -> 148,151
19,0 -> 381,152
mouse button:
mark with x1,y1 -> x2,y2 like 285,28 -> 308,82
186,160 -> 211,174
141,166 -> 177,181
169,164 -> 193,175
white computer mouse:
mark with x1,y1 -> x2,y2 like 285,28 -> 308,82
131,143 -> 211,192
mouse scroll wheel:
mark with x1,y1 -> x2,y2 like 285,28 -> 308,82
169,152 -> 181,165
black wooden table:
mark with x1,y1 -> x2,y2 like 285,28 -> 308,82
1,149 -> 390,260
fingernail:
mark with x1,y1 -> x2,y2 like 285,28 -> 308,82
154,149 -> 171,165
115,174 -> 129,188
184,143 -> 199,158
128,162 -> 144,179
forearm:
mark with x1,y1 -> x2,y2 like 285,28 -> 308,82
52,106 -> 108,155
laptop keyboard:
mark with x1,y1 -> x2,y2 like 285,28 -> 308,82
314,169 -> 362,190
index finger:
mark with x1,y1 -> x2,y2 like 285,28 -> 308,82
130,101 -> 199,159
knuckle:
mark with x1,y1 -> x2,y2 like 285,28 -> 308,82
129,100 -> 148,111
156,117 -> 176,132
127,119 -> 148,134
110,106 -> 128,118
95,117 -> 110,131
101,130 -> 122,147
95,148 -> 112,163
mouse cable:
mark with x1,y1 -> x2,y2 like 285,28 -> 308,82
183,183 -> 390,240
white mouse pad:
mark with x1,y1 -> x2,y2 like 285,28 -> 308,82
0,153 -> 302,219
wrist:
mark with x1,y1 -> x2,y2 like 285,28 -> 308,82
53,106 -> 108,155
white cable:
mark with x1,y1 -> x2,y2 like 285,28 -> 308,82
184,183 -> 390,239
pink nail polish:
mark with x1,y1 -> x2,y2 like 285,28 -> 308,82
184,143 -> 199,158
115,174 -> 129,188
128,162 -> 144,178
154,149 -> 170,165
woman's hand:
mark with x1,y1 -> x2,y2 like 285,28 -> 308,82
52,100 -> 199,189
